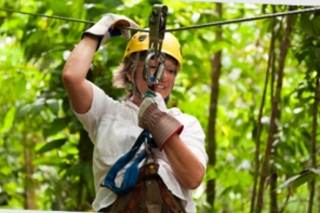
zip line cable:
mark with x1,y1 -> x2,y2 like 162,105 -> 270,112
0,7 -> 320,32
165,6 -> 320,32
0,8 -> 95,24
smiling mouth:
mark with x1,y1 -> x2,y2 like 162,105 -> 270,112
156,85 -> 165,90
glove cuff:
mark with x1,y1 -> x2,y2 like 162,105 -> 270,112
151,114 -> 184,151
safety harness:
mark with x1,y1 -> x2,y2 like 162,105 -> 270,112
101,130 -> 185,213
101,130 -> 156,195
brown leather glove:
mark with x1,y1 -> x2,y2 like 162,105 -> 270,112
138,92 -> 184,150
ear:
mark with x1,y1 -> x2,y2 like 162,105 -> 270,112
125,72 -> 132,82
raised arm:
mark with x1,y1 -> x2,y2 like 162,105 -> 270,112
62,13 -> 139,113
62,35 -> 98,113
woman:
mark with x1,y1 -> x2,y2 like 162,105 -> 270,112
62,13 -> 208,213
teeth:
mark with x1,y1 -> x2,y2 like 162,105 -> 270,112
157,85 -> 165,89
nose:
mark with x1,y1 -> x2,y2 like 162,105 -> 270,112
159,68 -> 168,82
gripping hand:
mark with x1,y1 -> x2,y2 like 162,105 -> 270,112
138,91 -> 184,151
83,13 -> 139,50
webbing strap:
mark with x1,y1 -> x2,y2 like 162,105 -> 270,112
102,130 -> 157,195
158,178 -> 184,213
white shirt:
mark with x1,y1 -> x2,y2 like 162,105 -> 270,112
74,82 -> 208,212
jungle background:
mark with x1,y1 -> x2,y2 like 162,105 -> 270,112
1,0 -> 320,212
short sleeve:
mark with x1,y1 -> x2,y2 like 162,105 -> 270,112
180,116 -> 208,170
73,81 -> 119,143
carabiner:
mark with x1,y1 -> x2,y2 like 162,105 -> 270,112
143,4 -> 168,90
143,49 -> 166,88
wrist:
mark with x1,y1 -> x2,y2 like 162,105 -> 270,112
81,34 -> 102,50
82,33 -> 101,41
82,33 -> 101,42
151,114 -> 184,151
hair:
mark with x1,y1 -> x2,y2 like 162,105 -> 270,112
112,51 -> 180,101
112,51 -> 146,100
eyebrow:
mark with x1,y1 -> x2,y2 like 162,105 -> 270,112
165,64 -> 177,69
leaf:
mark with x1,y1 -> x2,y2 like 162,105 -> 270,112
33,155 -> 63,166
31,98 -> 45,117
313,47 -> 320,60
277,169 -> 320,194
37,138 -> 68,154
0,106 -> 16,132
299,14 -> 320,37
310,16 -> 320,36
46,99 -> 60,115
14,77 -> 27,95
16,104 -> 31,120
43,117 -> 69,138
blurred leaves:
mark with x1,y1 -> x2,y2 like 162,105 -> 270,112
37,138 -> 68,154
1,0 -> 320,212
277,169 -> 320,194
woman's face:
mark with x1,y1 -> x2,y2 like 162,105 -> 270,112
128,56 -> 178,106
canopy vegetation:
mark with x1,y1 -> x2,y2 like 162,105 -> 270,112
0,0 -> 320,212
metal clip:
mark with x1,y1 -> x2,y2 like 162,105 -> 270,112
144,138 -> 158,165
143,4 -> 168,89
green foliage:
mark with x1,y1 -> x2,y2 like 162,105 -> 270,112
1,0 -> 320,212
277,169 -> 320,192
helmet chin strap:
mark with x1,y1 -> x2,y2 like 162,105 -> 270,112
132,82 -> 143,100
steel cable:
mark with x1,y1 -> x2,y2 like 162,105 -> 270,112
0,7 -> 320,32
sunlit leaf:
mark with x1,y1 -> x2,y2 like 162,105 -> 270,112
37,138 -> 68,154
14,77 -> 27,95
277,169 -> 320,192
0,106 -> 16,132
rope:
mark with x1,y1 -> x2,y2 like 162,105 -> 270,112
0,6 -> 320,32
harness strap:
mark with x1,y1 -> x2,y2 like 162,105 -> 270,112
122,163 -> 186,213
157,178 -> 185,213
122,180 -> 143,213
102,130 -> 157,195
120,162 -> 160,213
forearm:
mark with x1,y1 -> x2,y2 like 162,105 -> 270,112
62,35 -> 99,113
62,35 -> 99,84
163,134 -> 205,189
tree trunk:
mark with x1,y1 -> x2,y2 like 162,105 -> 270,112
256,6 -> 294,213
23,124 -> 37,209
74,129 -> 94,210
269,171 -> 278,213
307,76 -> 319,213
318,185 -> 320,213
250,6 -> 278,212
206,3 -> 222,211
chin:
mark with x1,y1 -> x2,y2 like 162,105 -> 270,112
155,91 -> 167,98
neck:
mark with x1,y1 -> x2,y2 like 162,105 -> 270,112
130,95 -> 142,107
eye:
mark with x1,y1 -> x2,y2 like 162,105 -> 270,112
149,65 -> 158,70
166,67 -> 178,75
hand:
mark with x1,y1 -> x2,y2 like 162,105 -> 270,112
82,13 -> 139,50
138,91 -> 184,151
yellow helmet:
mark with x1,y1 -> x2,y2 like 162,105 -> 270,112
123,31 -> 182,67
